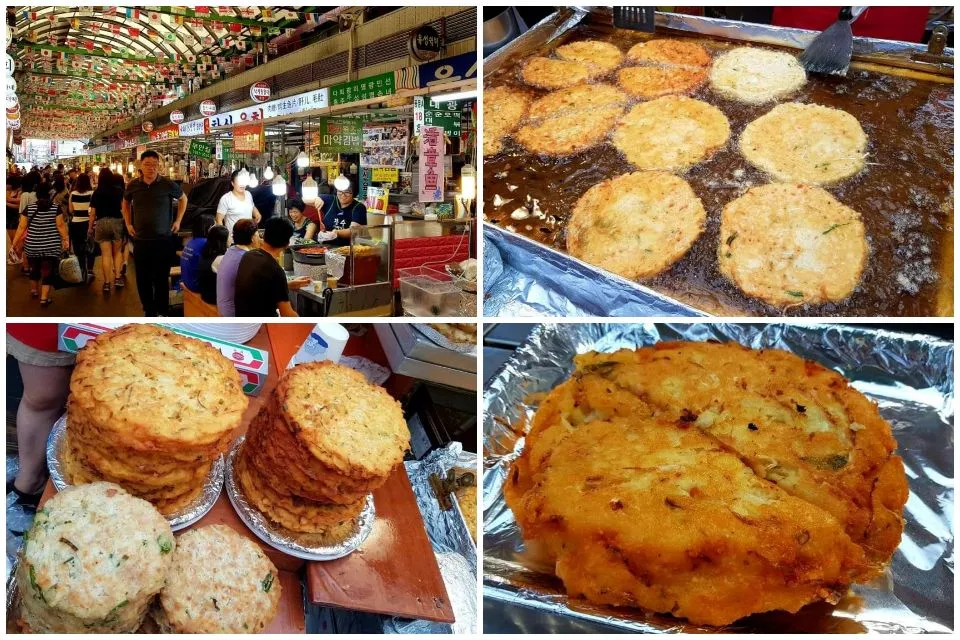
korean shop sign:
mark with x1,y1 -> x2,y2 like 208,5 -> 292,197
329,73 -> 395,107
418,125 -> 444,203
409,25 -> 444,62
417,52 -> 477,88
312,117 -> 363,153
414,96 -> 462,137
183,87 -> 330,132
149,124 -> 179,142
188,140 -> 213,159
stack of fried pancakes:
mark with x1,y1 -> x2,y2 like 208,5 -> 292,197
64,324 -> 248,515
236,361 -> 409,537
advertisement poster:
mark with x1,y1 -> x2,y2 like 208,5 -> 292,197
418,125 -> 444,203
365,186 -> 389,215
361,122 -> 408,169
371,167 -> 399,183
233,122 -> 264,153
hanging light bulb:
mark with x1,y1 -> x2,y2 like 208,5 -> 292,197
301,175 -> 318,201
271,173 -> 286,196
128,161 -> 135,175
246,170 -> 258,188
92,164 -> 100,174
333,174 -> 351,193
295,150 -> 309,169
460,164 -> 476,200
263,165 -> 274,180
237,168 -> 250,188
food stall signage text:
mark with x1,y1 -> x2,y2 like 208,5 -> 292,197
418,125 -> 444,203
312,117 -> 363,153
417,52 -> 477,88
233,122 -> 264,153
188,140 -> 213,159
181,87 -> 329,133
329,73 -> 395,106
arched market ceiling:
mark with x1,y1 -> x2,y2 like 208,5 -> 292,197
8,6 -> 335,139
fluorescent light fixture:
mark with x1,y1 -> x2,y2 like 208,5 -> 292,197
429,90 -> 476,104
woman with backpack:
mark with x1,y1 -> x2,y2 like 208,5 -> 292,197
11,180 -> 69,306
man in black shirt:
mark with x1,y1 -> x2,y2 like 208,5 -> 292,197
234,217 -> 310,317
121,150 -> 188,316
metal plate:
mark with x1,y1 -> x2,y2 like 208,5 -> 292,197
46,415 -> 223,532
224,436 -> 375,562
483,323 -> 954,633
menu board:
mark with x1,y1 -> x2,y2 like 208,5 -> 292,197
414,96 -> 462,137
233,122 -> 264,153
361,123 -> 408,169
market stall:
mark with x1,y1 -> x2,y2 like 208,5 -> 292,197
6,322 -> 477,633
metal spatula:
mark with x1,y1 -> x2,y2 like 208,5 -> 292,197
613,6 -> 656,32
800,7 -> 867,76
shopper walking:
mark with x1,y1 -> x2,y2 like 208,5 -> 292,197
88,167 -> 126,293
11,181 -> 69,306
121,150 -> 187,316
68,173 -> 96,284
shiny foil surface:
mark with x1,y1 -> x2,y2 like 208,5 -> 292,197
483,323 -> 954,633
46,415 -> 223,532
413,323 -> 479,354
223,436 -> 375,561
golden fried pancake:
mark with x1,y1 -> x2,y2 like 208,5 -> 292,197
616,65 -> 707,99
520,56 -> 593,90
612,96 -> 729,171
567,171 -> 705,279
515,105 -> 623,156
710,47 -> 806,104
740,103 -> 867,185
527,83 -> 629,120
555,40 -> 624,75
483,85 -> 533,158
719,183 -> 868,306
626,38 -> 712,68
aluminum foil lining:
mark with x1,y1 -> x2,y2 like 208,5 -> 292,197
224,436 -> 375,561
483,323 -> 954,633
6,556 -> 21,633
484,227 -> 704,317
384,551 -> 478,634
412,324 -> 479,355
46,415 -> 223,532
405,443 -> 478,574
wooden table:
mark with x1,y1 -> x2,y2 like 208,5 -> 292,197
266,324 -> 455,624
38,322 -> 453,629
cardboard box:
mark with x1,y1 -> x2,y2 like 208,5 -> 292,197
58,323 -> 270,395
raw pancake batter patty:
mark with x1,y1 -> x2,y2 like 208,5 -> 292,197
567,171 -> 706,279
719,183 -> 868,306
612,96 -> 730,171
710,47 -> 807,104
740,102 -> 868,184
483,85 -> 533,157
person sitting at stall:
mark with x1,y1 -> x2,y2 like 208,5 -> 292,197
216,169 -> 262,241
286,198 -> 318,242
316,179 -> 367,246
198,224 -> 228,306
234,217 -> 309,317
215,218 -> 260,317
180,214 -> 215,295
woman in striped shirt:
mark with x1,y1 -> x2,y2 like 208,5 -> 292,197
11,181 -> 69,306
68,173 -> 95,283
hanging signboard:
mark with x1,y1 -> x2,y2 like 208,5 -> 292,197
5,92 -> 18,109
142,121 -> 154,133
371,167 -> 399,183
169,109 -> 184,124
418,125 -> 444,203
233,122 -> 264,153
414,96 -> 462,137
312,118 -> 363,154
199,99 -> 217,116
360,123 -> 408,169
149,124 -> 179,142
188,139 -> 213,159
178,118 -> 209,137
5,53 -> 14,76
329,72 -> 395,106
408,25 -> 444,62
417,52 -> 477,88
250,81 -> 271,103
189,87 -> 329,131
6,76 -> 16,94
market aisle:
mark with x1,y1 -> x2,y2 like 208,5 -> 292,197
6,258 -> 148,317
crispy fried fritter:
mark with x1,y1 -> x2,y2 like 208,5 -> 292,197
612,96 -> 730,171
483,85 -> 533,158
719,183 -> 868,306
520,57 -> 593,90
567,171 -> 705,279
740,103 -> 868,185
515,105 -> 624,156
506,342 -> 908,626
555,40 -> 624,75
616,65 -> 707,99
710,47 -> 806,104
626,38 -> 712,68
527,83 -> 629,121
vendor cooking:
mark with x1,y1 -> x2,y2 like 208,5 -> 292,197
314,176 -> 367,246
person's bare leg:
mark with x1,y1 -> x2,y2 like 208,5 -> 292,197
99,240 -> 113,284
112,241 -> 123,279
14,362 -> 73,494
